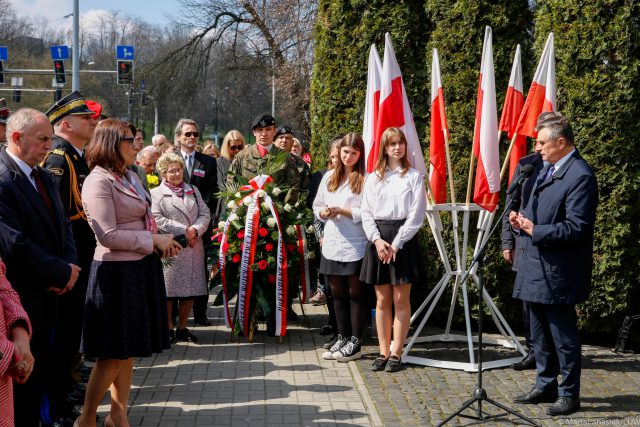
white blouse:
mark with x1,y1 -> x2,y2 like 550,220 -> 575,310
361,167 -> 427,249
312,170 -> 368,262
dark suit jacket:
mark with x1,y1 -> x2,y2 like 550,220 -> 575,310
183,151 -> 218,214
512,150 -> 598,305
0,147 -> 77,322
501,153 -> 544,271
42,136 -> 96,271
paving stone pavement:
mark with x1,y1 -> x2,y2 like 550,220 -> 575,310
94,297 -> 640,426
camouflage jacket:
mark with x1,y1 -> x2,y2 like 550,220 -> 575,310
229,144 -> 310,204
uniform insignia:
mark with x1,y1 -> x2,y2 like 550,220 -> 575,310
52,148 -> 66,156
49,168 -> 64,176
73,154 -> 78,160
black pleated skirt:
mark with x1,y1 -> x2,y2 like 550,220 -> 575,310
360,219 -> 421,286
319,255 -> 362,276
81,254 -> 170,359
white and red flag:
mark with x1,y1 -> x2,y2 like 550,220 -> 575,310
429,48 -> 448,204
515,33 -> 556,138
499,45 -> 527,182
363,44 -> 382,173
472,26 -> 500,212
371,33 -> 427,175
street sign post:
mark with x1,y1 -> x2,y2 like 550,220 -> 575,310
116,46 -> 135,60
0,46 -> 7,61
50,45 -> 70,60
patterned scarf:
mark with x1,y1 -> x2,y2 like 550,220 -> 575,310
110,170 -> 158,234
163,180 -> 195,198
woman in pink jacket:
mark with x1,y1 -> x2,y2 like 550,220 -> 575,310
0,256 -> 33,427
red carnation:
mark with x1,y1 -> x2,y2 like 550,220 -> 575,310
258,259 -> 268,270
258,227 -> 268,237
222,242 -> 229,252
268,274 -> 276,284
237,230 -> 245,239
232,253 -> 241,263
286,244 -> 296,252
265,243 -> 274,252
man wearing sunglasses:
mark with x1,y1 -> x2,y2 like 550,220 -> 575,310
175,118 -> 218,327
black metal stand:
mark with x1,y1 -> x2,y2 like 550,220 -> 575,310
437,197 -> 540,427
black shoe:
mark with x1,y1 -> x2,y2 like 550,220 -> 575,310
287,310 -> 299,321
52,417 -> 76,427
65,388 -> 85,406
372,355 -> 388,371
511,353 -> 536,371
322,335 -> 338,350
547,396 -> 580,416
385,355 -> 403,372
176,328 -> 199,343
194,317 -> 212,326
513,387 -> 558,404
335,336 -> 362,362
319,324 -> 334,336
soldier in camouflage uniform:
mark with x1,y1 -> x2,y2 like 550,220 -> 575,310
0,98 -> 9,147
41,91 -> 98,423
229,114 -> 309,204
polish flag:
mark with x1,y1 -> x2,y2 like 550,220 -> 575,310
473,27 -> 500,212
429,48 -> 448,204
363,44 -> 382,173
372,33 -> 427,176
499,45 -> 527,182
515,33 -> 556,138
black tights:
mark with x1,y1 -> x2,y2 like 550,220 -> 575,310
329,274 -> 367,339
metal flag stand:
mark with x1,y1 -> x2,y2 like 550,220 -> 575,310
401,203 -> 527,372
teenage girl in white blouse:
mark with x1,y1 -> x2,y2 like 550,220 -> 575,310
360,127 -> 427,372
313,133 -> 368,362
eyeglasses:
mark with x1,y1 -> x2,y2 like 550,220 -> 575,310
230,145 -> 243,151
121,137 -> 135,143
183,132 -> 199,138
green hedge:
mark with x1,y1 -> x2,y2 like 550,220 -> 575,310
310,0 -> 639,335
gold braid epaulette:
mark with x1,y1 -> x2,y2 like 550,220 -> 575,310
41,150 -> 87,221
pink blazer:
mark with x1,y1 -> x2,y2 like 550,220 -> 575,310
0,258 -> 32,427
82,166 -> 154,261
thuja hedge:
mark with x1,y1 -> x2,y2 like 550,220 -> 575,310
310,0 -> 639,335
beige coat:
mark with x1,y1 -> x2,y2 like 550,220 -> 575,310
151,182 -> 210,298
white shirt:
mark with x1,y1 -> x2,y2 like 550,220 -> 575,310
361,167 -> 427,249
6,149 -> 38,190
551,148 -> 576,175
312,169 -> 368,262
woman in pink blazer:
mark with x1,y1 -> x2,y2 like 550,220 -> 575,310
0,256 -> 33,427
75,119 -> 181,427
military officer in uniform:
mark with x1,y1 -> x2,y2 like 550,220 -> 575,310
42,91 -> 98,424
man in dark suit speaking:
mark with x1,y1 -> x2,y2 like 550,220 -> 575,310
511,112 -> 598,416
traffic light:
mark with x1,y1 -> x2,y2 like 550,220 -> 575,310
13,90 -> 21,103
117,60 -> 133,85
53,59 -> 66,84
0,60 -> 4,85
54,89 -> 62,102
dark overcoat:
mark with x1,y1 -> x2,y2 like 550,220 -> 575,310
512,150 -> 598,305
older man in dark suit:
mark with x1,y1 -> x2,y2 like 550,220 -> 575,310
0,108 -> 80,426
512,112 -> 598,416
502,149 -> 544,371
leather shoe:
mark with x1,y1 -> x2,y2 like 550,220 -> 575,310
511,353 -> 536,371
547,396 -> 580,416
513,387 -> 558,404
194,317 -> 211,327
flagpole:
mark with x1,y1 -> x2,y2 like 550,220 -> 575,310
499,132 -> 519,182
465,152 -> 475,206
443,129 -> 462,273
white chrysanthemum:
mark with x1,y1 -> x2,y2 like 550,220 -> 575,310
243,196 -> 252,206
286,225 -> 296,235
267,218 -> 276,228
218,221 -> 226,229
235,192 -> 241,199
257,189 -> 266,197
261,202 -> 270,211
284,203 -> 292,212
228,213 -> 238,222
227,200 -> 236,209
272,187 -> 282,196
308,251 -> 315,260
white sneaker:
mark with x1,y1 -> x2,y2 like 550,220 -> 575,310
322,334 -> 348,360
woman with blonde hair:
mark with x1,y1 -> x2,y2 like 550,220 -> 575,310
313,133 -> 368,362
220,130 -> 245,162
360,127 -> 426,373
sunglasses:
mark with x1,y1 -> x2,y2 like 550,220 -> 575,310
121,137 -> 135,143
230,145 -> 243,151
183,132 -> 199,138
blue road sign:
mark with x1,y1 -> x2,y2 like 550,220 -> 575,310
116,45 -> 135,60
50,45 -> 69,60
0,46 -> 7,61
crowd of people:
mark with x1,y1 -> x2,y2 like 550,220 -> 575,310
0,87 -> 598,427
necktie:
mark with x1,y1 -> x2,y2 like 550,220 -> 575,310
545,165 -> 555,180
31,169 -> 55,218
186,155 -> 193,176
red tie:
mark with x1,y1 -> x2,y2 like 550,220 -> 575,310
256,144 -> 268,158
31,169 -> 55,218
